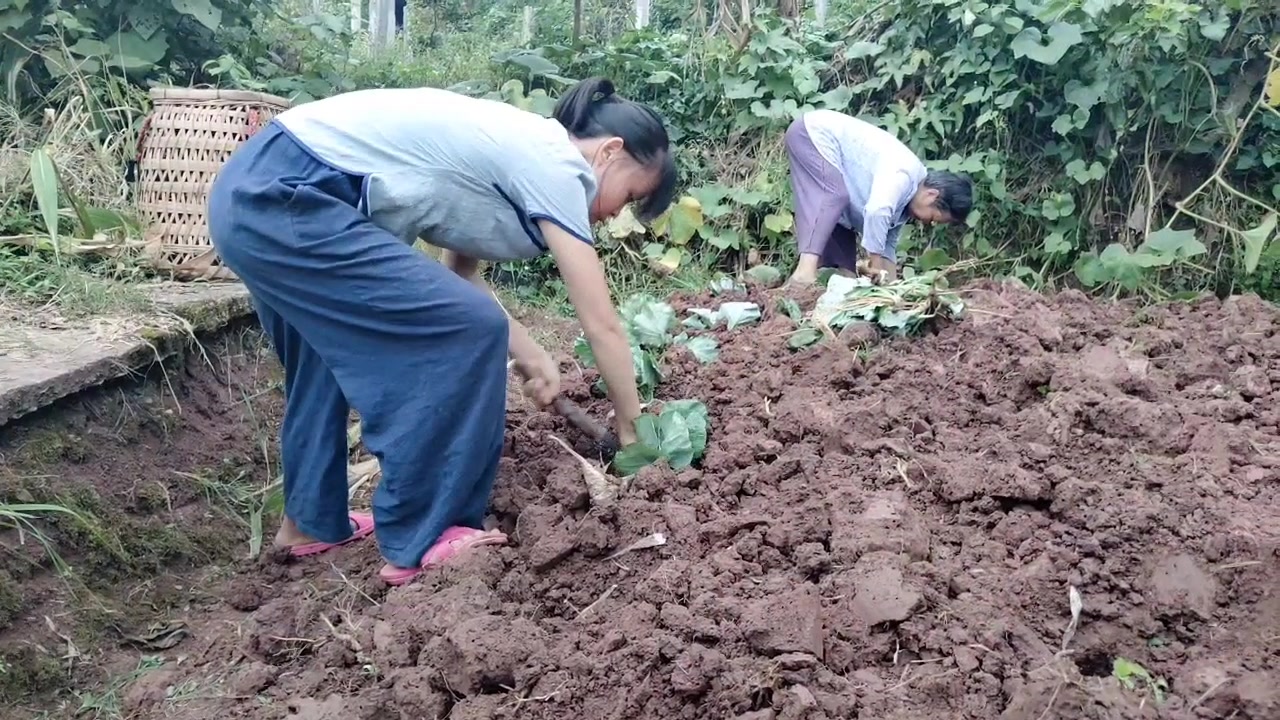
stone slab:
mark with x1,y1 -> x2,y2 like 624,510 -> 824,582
0,282 -> 253,427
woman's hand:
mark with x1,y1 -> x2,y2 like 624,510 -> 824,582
512,343 -> 560,407
863,253 -> 898,284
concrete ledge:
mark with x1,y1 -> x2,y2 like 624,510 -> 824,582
0,282 -> 254,427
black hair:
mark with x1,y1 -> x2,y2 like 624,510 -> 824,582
553,76 -> 677,222
922,170 -> 974,223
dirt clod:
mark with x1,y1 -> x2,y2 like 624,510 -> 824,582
741,584 -> 826,657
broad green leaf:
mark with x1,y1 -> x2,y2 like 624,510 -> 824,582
127,6 -> 164,40
1099,243 -> 1164,291
171,0 -> 222,31
973,23 -> 995,38
1197,8 -> 1230,41
705,228 -> 741,250
625,299 -> 676,347
663,195 -> 703,246
103,29 -> 168,71
1072,253 -> 1107,287
1010,22 -> 1084,66
655,411 -> 695,470
612,442 -> 662,477
686,185 -> 731,217
961,85 -> 988,105
791,64 -> 820,97
762,210 -> 793,234
634,414 -> 662,448
916,247 -> 953,271
994,90 -> 1020,109
605,205 -> 645,238
816,85 -> 853,110
1239,212 -> 1277,274
1140,227 -> 1206,260
683,308 -> 718,329
878,309 -> 915,332
663,399 -> 709,455
680,336 -> 719,364
503,50 -> 559,77
633,348 -> 663,400
744,264 -> 782,286
723,78 -> 762,100
846,41 -> 883,59
1043,231 -> 1072,255
29,146 -> 59,253
1082,0 -> 1122,16
1063,79 -> 1104,112
1267,67 -> 1280,108
775,297 -> 803,321
1066,159 -> 1105,184
69,38 -> 111,57
81,206 -> 138,234
1041,193 -> 1076,219
657,246 -> 683,272
787,326 -> 824,349
719,302 -> 761,330
525,89 -> 556,117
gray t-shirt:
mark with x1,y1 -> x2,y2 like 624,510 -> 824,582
275,87 -> 597,262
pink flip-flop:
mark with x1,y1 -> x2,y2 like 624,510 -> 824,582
379,525 -> 508,586
287,512 -> 375,558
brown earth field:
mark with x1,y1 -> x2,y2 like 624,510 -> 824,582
0,320 -> 285,718
16,281 -> 1280,720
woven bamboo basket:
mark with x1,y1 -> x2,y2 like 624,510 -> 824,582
136,87 -> 292,281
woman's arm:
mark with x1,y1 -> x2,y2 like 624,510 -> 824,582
539,220 -> 642,444
439,249 -> 545,366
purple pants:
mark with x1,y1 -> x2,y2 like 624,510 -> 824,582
785,117 -> 860,271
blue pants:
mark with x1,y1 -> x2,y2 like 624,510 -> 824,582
207,123 -> 509,568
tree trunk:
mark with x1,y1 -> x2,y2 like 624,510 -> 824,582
573,0 -> 583,42
635,0 -> 651,28
369,0 -> 395,51
521,5 -> 534,44
777,0 -> 800,20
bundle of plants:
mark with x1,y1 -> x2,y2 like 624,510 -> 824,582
788,269 -> 967,348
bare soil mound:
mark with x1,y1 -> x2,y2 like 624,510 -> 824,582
136,281 -> 1279,720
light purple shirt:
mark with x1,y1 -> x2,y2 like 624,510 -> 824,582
802,110 -> 926,261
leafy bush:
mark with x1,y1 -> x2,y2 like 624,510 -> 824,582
503,2 -> 1279,299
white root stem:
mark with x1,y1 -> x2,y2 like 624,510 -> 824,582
547,434 -> 619,505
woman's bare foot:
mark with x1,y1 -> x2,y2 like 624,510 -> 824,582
785,271 -> 816,287
274,515 -> 358,547
274,513 -> 375,558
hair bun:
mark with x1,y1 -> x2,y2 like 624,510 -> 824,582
593,78 -> 617,102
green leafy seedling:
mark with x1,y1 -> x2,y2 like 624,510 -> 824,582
612,400 -> 710,476
1112,657 -> 1168,704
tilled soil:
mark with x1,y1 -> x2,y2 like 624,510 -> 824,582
133,281 -> 1279,720
0,322 -> 282,715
